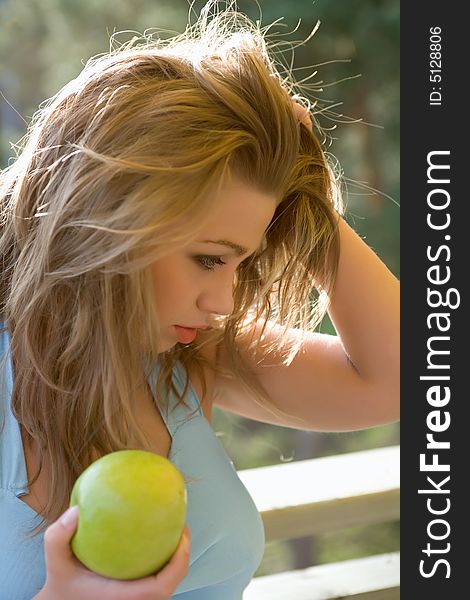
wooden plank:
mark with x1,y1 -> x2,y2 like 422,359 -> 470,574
238,446 -> 399,542
243,552 -> 400,600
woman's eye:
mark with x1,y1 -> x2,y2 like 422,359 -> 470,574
194,256 -> 227,271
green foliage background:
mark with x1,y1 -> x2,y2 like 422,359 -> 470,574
0,0 -> 399,574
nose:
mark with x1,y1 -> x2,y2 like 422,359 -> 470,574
197,276 -> 235,317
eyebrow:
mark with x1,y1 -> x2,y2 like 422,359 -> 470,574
200,239 -> 249,257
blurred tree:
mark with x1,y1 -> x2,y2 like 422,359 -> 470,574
0,0 -> 399,573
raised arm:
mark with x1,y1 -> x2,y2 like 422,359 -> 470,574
214,215 -> 400,432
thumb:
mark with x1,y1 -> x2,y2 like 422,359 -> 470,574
43,505 -> 80,573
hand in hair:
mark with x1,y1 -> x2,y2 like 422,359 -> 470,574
33,506 -> 191,600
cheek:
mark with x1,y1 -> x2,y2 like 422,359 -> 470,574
152,258 -> 195,311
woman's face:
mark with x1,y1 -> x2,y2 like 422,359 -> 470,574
152,178 -> 276,352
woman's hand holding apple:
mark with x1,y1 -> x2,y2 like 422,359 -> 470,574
33,506 -> 191,600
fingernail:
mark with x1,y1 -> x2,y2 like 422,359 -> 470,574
60,505 -> 79,528
182,532 -> 191,555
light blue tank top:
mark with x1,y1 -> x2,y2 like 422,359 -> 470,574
0,322 -> 265,599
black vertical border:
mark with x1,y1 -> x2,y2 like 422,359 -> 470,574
401,4 -> 466,597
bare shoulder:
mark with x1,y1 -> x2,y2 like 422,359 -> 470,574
213,319 -> 399,431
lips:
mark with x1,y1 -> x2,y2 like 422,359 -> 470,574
174,326 -> 199,344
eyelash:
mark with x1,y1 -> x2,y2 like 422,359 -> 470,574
194,255 -> 227,271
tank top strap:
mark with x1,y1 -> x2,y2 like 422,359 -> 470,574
146,360 -> 203,438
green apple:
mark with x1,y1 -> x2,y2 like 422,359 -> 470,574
70,449 -> 187,580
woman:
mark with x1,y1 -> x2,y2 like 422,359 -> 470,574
0,3 -> 399,599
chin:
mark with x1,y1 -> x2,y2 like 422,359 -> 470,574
153,329 -> 174,354
157,341 -> 176,354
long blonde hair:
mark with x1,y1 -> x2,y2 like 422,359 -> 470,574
0,1 -> 342,533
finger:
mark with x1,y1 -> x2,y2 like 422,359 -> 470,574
118,527 -> 191,600
172,525 -> 191,562
43,505 -> 79,575
154,525 -> 191,586
128,526 -> 191,599
292,101 -> 313,131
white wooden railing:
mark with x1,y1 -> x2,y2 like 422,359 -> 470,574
240,445 -> 400,600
